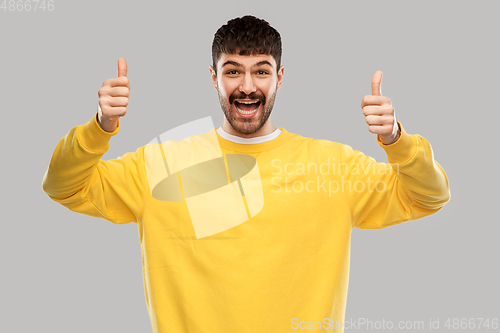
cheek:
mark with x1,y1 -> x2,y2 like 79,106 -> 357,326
260,82 -> 275,97
263,77 -> 277,90
217,81 -> 234,98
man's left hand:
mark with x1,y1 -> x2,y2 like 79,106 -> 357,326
361,71 -> 400,145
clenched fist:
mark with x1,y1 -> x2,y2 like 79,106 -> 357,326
97,57 -> 130,132
361,71 -> 400,145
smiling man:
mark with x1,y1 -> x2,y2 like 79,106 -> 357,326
209,17 -> 284,138
42,15 -> 450,333
212,53 -> 281,136
211,55 -> 282,137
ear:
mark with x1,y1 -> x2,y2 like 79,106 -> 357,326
209,65 -> 218,91
276,65 -> 284,92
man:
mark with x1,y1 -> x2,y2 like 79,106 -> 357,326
42,15 -> 450,333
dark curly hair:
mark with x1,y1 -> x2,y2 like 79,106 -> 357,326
212,15 -> 282,76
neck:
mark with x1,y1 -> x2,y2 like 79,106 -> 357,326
221,119 -> 277,138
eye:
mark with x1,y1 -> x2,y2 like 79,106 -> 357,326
257,70 -> 269,75
226,70 -> 238,75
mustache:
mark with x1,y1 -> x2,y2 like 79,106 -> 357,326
229,92 -> 266,105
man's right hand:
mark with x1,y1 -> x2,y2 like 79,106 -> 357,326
97,57 -> 130,132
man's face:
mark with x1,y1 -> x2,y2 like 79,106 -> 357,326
210,53 -> 284,136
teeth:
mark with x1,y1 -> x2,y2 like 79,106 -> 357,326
235,100 -> 259,115
237,100 -> 259,104
236,105 -> 259,114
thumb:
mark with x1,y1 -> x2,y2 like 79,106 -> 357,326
117,57 -> 127,77
371,70 -> 383,96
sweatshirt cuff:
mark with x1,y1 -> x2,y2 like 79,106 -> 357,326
377,121 -> 416,164
78,112 -> 120,153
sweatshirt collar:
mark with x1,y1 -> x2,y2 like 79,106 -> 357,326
216,126 -> 282,144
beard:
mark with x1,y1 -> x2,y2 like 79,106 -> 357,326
217,86 -> 277,135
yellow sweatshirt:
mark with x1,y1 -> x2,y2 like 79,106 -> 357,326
42,113 -> 450,333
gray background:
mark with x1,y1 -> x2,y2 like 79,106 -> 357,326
1,0 -> 498,332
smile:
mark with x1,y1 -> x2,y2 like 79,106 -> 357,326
234,100 -> 261,116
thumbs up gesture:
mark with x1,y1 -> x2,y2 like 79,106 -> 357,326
97,57 -> 130,132
361,71 -> 400,145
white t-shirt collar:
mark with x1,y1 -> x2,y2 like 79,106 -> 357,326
216,126 -> 282,144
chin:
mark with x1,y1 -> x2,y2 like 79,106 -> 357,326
230,114 -> 270,136
230,123 -> 261,136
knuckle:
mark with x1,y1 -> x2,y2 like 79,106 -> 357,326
120,77 -> 130,86
101,106 -> 111,114
98,88 -> 107,97
99,96 -> 109,105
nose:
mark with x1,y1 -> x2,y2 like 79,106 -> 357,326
239,73 -> 257,95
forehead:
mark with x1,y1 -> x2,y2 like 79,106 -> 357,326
217,53 -> 277,70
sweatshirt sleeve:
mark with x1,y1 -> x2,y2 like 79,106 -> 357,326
42,112 -> 148,224
341,122 -> 450,229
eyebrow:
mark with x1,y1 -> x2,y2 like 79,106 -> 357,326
221,60 -> 273,69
